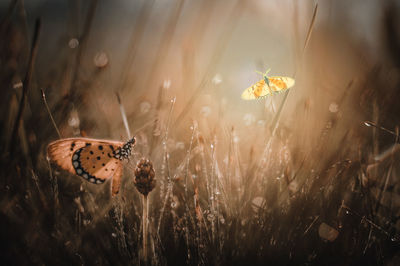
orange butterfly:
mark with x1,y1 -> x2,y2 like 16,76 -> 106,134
47,137 -> 136,196
241,69 -> 295,100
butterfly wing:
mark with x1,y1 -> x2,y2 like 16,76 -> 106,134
241,77 -> 295,100
241,79 -> 269,100
47,138 -> 126,196
268,76 -> 295,93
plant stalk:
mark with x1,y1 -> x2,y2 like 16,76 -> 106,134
142,194 -> 149,264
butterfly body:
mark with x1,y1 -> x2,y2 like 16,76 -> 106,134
47,137 -> 135,196
242,72 -> 295,100
263,76 -> 270,87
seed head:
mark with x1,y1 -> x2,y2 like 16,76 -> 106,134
134,158 -> 156,196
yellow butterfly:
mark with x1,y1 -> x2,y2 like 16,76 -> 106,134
47,137 -> 135,196
241,69 -> 295,100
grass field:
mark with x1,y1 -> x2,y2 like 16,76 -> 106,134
1,0 -> 400,265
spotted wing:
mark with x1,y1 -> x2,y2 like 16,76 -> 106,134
75,143 -> 121,181
47,138 -> 125,195
268,76 -> 295,93
241,79 -> 269,100
47,138 -> 124,173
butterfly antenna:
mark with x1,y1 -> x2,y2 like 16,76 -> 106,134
255,70 -> 264,76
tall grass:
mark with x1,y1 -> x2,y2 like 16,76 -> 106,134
1,0 -> 400,265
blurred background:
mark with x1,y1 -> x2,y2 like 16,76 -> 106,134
1,0 -> 400,265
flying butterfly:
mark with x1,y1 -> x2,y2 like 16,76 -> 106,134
241,69 -> 295,100
47,137 -> 136,196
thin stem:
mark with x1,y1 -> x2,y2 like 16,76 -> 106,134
374,127 -> 398,214
270,3 -> 318,134
340,202 -> 398,241
47,157 -> 59,209
142,194 -> 149,264
10,18 -> 41,154
185,122 -> 196,198
164,97 -> 176,148
210,136 -> 217,246
149,86 -> 164,156
255,3 -> 319,182
156,97 -> 176,235
41,89 -> 62,139
164,97 -> 176,182
115,92 -> 131,139
156,182 -> 172,235
302,3 -> 318,53
364,121 -> 399,137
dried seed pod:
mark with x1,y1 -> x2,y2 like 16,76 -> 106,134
134,158 -> 156,196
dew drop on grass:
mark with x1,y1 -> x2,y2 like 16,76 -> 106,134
163,79 -> 171,89
68,38 -> 79,48
13,81 -> 23,89
68,111 -> 80,128
288,181 -> 298,193
364,121 -> 373,127
93,52 -> 108,68
212,74 -> 222,85
68,117 -> 79,128
176,141 -> 185,150
140,101 -> 151,114
257,120 -> 266,126
243,113 -> 255,126
200,106 -> 211,117
329,102 -> 339,113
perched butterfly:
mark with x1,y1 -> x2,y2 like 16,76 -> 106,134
47,137 -> 136,196
241,69 -> 295,100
